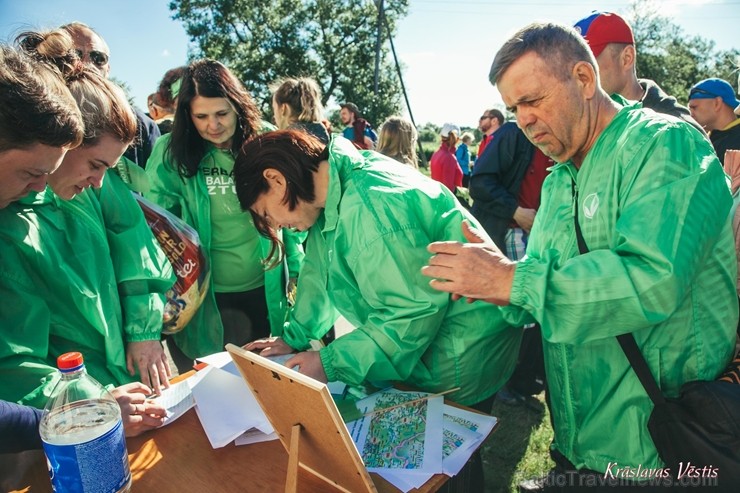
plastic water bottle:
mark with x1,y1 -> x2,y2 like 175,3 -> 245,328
39,352 -> 131,493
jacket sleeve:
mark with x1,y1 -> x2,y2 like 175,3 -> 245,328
469,124 -> 526,220
318,228 -> 449,386
281,233 -> 338,349
511,124 -> 734,344
0,247 -> 58,408
97,171 -> 175,343
0,400 -> 43,453
145,136 -> 184,217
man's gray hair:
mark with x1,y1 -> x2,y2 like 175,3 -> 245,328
489,22 -> 596,85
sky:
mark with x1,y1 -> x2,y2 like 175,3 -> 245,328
1,0 -> 738,129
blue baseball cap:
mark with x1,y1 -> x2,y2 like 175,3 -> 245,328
689,78 -> 740,111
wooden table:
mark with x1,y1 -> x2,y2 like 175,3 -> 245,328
2,374 -> 452,492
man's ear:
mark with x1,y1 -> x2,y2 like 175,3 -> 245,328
263,168 -> 286,189
620,45 -> 636,72
573,61 -> 597,99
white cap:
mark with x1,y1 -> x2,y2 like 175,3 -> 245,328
440,123 -> 460,138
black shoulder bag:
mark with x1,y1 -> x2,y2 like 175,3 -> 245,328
571,180 -> 740,489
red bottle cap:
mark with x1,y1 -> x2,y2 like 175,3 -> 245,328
57,352 -> 84,371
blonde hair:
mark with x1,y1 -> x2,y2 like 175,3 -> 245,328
16,29 -> 136,146
377,116 -> 418,168
442,133 -> 459,148
270,77 -> 324,124
460,132 -> 474,144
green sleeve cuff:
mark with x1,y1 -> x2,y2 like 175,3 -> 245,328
319,347 -> 337,382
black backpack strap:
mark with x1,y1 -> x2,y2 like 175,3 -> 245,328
570,176 -> 666,407
616,334 -> 666,406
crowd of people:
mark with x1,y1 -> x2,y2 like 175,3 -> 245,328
1,8 -> 739,493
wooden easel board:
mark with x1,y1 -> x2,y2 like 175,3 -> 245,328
226,344 -> 377,493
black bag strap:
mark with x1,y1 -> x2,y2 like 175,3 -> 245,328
571,178 -> 666,406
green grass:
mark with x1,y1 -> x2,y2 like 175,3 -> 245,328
482,393 -> 554,492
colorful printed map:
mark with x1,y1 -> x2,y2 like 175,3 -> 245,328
362,392 -> 428,469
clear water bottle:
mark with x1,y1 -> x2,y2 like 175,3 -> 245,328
39,352 -> 131,493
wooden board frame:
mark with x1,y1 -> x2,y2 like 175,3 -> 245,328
226,344 -> 377,493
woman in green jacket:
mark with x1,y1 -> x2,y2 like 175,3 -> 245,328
0,31 -> 173,417
146,60 -> 303,371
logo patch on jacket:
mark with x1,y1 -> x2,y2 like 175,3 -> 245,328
583,193 -> 599,219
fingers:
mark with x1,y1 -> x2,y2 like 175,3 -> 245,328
427,240 -> 464,255
244,337 -> 277,351
461,220 -> 486,244
126,353 -> 136,376
138,413 -> 166,429
116,381 -> 152,396
284,354 -> 300,369
428,278 -> 458,294
141,399 -> 167,418
138,362 -> 153,391
122,412 -> 165,438
259,347 -> 276,357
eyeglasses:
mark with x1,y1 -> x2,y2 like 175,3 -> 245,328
75,49 -> 109,68
689,87 -> 718,99
479,115 -> 492,120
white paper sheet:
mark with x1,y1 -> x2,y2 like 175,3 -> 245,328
441,405 -> 497,476
234,428 -> 279,446
190,366 -> 272,448
155,380 -> 195,427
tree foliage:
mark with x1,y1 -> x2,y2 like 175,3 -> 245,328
169,0 -> 409,125
627,1 -> 739,105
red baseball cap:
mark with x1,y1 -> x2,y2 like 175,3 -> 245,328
574,11 -> 634,58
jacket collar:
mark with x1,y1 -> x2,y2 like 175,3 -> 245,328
17,186 -> 58,207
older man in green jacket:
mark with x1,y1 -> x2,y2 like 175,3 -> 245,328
423,22 -> 737,486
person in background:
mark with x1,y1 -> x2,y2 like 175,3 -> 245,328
477,108 -> 503,158
376,115 -> 419,169
146,59 -> 304,373
0,39 -> 167,438
423,22 -> 736,490
62,22 -> 160,169
456,132 -> 473,187
270,76 -> 330,144
430,123 -> 463,193
574,11 -> 705,135
147,92 -> 175,135
688,78 -> 740,165
236,130 -> 521,492
339,102 -> 378,149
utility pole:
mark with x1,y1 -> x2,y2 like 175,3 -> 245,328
374,0 -> 384,95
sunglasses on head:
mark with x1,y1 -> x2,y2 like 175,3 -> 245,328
75,49 -> 109,68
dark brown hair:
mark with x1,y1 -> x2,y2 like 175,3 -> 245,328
234,129 -> 327,263
168,59 -> 262,177
0,45 -> 83,152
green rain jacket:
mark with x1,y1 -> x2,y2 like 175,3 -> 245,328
503,103 -> 738,472
281,137 -> 522,406
145,132 -> 304,358
0,176 -> 174,408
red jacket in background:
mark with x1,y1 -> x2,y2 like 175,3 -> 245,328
430,142 -> 463,192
